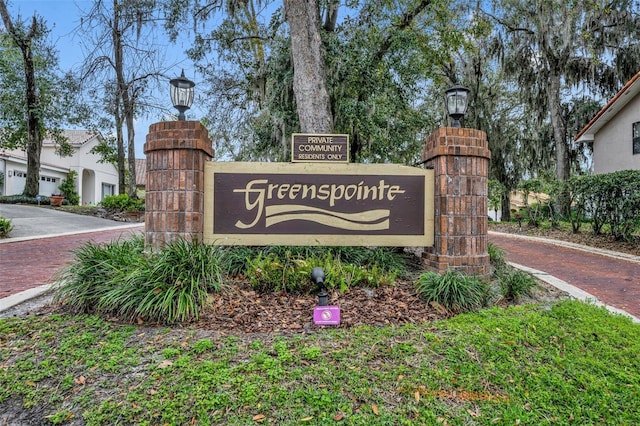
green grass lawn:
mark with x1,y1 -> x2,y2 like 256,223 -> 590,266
1,300 -> 639,425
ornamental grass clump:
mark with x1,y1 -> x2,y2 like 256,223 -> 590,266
488,242 -> 507,273
415,269 -> 489,313
498,269 -> 537,302
55,237 -> 224,324
54,236 -> 146,310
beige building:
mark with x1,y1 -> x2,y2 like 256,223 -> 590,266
575,71 -> 640,174
0,130 -> 118,204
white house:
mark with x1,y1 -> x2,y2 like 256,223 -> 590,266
0,130 -> 118,205
575,71 -> 640,174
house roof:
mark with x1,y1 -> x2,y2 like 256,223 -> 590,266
42,129 -> 100,147
0,151 -> 70,173
575,71 -> 640,142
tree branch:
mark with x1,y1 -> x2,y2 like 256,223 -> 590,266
481,8 -> 535,35
373,0 -> 433,63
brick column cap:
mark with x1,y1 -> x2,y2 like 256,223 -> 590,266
144,120 -> 214,158
422,127 -> 491,163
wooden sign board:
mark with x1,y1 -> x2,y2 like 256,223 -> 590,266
291,133 -> 349,163
204,162 -> 434,246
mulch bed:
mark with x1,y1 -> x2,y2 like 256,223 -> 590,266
28,265 -> 570,336
195,280 -> 446,335
189,274 -> 569,335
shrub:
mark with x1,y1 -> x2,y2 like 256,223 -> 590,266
0,195 -> 41,204
54,236 -> 147,311
217,246 -> 258,277
0,217 -> 13,237
251,245 -> 408,274
101,193 -> 144,211
246,252 -> 311,293
564,170 -> 640,241
498,269 -> 537,301
415,270 -> 488,313
58,171 -> 80,206
245,250 -> 400,294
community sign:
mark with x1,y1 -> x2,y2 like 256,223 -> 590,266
291,133 -> 349,163
204,162 -> 434,246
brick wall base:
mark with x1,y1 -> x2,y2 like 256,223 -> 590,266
421,127 -> 491,278
144,121 -> 214,247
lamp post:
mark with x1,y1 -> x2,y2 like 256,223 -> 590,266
445,84 -> 470,128
170,69 -> 195,120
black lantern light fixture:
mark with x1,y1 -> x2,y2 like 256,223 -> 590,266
445,84 -> 470,128
169,69 -> 195,120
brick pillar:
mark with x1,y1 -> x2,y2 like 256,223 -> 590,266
421,127 -> 491,277
144,121 -> 214,247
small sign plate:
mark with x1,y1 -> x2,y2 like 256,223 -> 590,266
292,133 -> 349,163
313,306 -> 341,325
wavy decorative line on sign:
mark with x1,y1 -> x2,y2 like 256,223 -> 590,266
267,213 -> 390,231
266,205 -> 389,222
264,205 -> 390,230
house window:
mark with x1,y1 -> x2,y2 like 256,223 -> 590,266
102,183 -> 115,199
634,122 -> 640,155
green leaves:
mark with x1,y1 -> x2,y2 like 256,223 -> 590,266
54,237 -> 224,324
415,270 -> 489,313
0,26 -> 80,151
100,193 -> 144,211
564,170 -> 640,241
245,248 -> 403,294
0,216 -> 12,237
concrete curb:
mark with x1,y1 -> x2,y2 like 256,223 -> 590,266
0,284 -> 53,313
0,223 -> 144,244
489,231 -> 640,264
509,262 -> 640,324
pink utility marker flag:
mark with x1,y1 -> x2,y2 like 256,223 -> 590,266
313,306 -> 341,325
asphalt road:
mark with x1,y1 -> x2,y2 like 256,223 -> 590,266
0,203 -> 132,240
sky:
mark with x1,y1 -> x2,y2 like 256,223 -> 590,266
6,0 -> 202,158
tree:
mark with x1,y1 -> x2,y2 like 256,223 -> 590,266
78,0 -> 166,197
439,3 -> 536,221
0,1 -> 83,197
486,0 -> 640,214
327,0 -> 459,163
0,1 -> 47,197
164,0 -> 462,163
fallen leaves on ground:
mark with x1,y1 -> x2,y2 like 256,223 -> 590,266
196,280 -> 444,335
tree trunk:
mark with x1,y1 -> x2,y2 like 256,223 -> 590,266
125,104 -> 137,198
501,192 -> 511,222
23,40 -> 42,197
113,0 -> 127,195
115,103 -> 126,195
0,3 -> 43,197
548,73 -> 569,182
283,0 -> 333,133
548,72 -> 571,216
